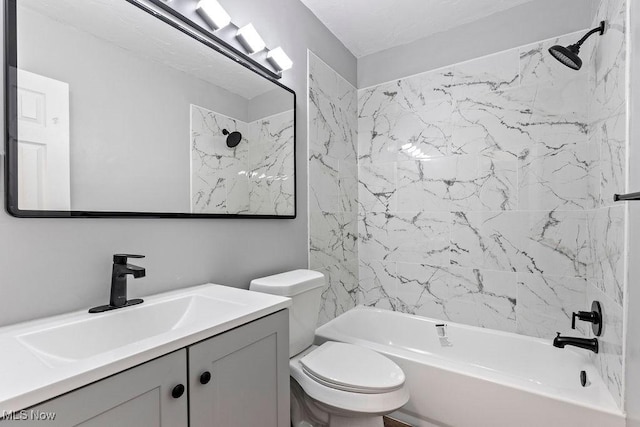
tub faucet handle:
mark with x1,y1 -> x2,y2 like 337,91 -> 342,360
570,301 -> 603,336
571,311 -> 593,329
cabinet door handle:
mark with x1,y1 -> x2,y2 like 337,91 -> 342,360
171,384 -> 185,399
200,371 -> 212,385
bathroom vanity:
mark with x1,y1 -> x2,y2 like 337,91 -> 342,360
0,285 -> 291,426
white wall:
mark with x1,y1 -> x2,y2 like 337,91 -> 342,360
0,0 -> 356,326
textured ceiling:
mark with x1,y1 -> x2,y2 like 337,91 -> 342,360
19,0 -> 277,99
300,0 -> 537,57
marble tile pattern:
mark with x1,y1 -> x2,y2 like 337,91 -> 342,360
191,104 -> 249,214
248,111 -> 296,216
356,10 -> 626,388
585,0 -> 627,408
356,31 -> 594,337
308,52 -> 359,325
191,105 -> 294,215
307,5 -> 627,408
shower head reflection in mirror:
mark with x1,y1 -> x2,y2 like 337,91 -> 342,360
222,129 -> 243,148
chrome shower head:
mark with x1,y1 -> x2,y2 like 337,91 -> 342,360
548,21 -> 605,71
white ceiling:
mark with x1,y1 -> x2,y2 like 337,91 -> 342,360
300,0 -> 537,58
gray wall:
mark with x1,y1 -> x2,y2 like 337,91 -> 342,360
626,0 -> 640,423
0,0 -> 356,326
248,89 -> 294,122
358,0 -> 597,88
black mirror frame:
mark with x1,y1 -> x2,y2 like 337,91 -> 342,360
3,0 -> 297,219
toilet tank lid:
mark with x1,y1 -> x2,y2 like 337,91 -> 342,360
249,269 -> 325,296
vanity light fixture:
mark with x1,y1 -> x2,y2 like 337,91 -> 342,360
157,0 -> 291,77
236,24 -> 266,54
196,0 -> 231,31
266,47 -> 293,71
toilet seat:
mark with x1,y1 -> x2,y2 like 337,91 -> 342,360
290,345 -> 410,415
300,342 -> 405,393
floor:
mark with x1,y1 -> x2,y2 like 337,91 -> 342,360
383,416 -> 412,427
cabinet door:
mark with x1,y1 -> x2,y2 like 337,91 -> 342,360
2,350 -> 188,427
189,310 -> 289,427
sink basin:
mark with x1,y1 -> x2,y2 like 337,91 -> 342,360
0,283 -> 291,414
18,295 -> 243,363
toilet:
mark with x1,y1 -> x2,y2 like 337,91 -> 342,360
250,269 -> 409,427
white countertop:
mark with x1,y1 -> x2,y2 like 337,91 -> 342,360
0,284 -> 291,414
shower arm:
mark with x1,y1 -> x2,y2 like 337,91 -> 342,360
614,192 -> 640,202
573,21 -> 606,49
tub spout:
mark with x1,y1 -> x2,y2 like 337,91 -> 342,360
553,333 -> 598,353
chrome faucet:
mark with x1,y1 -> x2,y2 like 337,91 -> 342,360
89,254 -> 146,313
553,333 -> 598,353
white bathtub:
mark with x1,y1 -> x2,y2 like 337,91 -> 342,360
315,306 -> 625,427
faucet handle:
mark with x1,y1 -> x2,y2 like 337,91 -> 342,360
113,254 -> 145,264
570,301 -> 603,336
572,311 -> 593,329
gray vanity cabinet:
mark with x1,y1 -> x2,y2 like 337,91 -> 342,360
3,350 -> 188,426
189,309 -> 290,427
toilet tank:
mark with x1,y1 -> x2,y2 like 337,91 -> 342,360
250,270 -> 325,357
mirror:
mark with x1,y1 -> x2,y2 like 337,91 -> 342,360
5,0 -> 296,218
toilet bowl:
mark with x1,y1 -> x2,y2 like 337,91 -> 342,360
250,270 -> 409,427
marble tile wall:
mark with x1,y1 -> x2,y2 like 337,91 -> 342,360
248,111 -> 295,216
306,11 -> 627,408
586,0 -> 627,408
354,0 -> 628,408
191,105 -> 294,215
357,31 -> 595,339
308,51 -> 359,325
